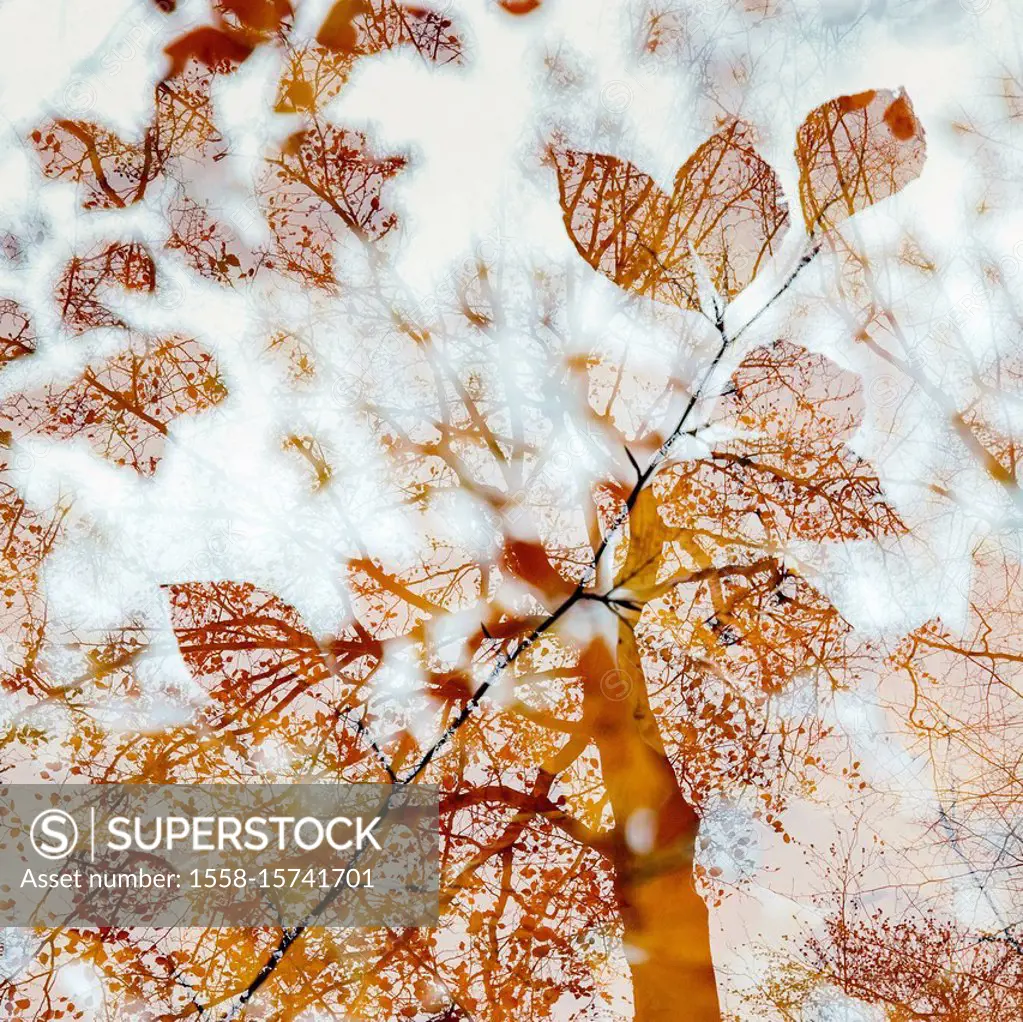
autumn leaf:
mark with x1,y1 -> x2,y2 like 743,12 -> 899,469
55,242 -> 156,334
617,340 -> 899,718
166,580 -> 382,752
671,121 -> 790,300
316,0 -> 462,65
552,121 -> 788,310
886,542 -> 1023,810
0,478 -> 66,696
213,0 -> 294,43
275,44 -> 353,113
615,340 -> 900,617
501,539 -> 579,606
0,299 -> 35,368
500,0 -> 542,13
664,339 -> 902,548
167,581 -> 332,701
30,119 -> 168,210
795,88 -> 926,234
616,343 -> 893,820
31,56 -> 234,209
260,126 -> 406,283
552,148 -> 691,306
666,558 -> 855,694
275,1 -> 460,124
0,334 -> 226,474
163,26 -> 255,78
63,581 -> 385,782
317,0 -> 371,52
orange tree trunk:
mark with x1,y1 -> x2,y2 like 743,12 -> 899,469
580,627 -> 720,1022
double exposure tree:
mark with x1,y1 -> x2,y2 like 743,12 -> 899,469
0,2 -> 983,1022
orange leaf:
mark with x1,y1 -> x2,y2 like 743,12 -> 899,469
0,299 -> 35,369
666,339 -> 902,546
671,120 -> 789,299
795,88 -> 926,234
552,121 -> 787,309
317,0 -> 461,64
501,539 -> 578,603
55,242 -> 156,334
317,0 -> 373,52
0,335 -> 226,475
552,148 -> 692,307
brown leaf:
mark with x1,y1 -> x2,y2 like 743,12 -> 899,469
795,88 -> 926,234
665,339 -> 902,547
31,57 -> 232,210
668,558 -> 854,694
55,242 -> 156,334
317,0 -> 373,51
552,148 -> 693,307
261,127 -> 406,284
552,121 -> 788,310
167,581 -> 332,698
0,299 -> 35,368
58,581 -> 386,781
502,539 -> 578,604
672,120 -> 789,299
163,26 -> 255,78
0,335 -> 227,475
31,120 -> 167,210
317,0 -> 462,64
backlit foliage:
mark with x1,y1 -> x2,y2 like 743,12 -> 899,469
795,89 -> 926,235
551,121 -> 789,310
0,335 -> 226,475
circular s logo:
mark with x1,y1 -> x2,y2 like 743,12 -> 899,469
31,809 -> 78,860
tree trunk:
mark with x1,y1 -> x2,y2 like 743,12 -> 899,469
581,626 -> 720,1022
